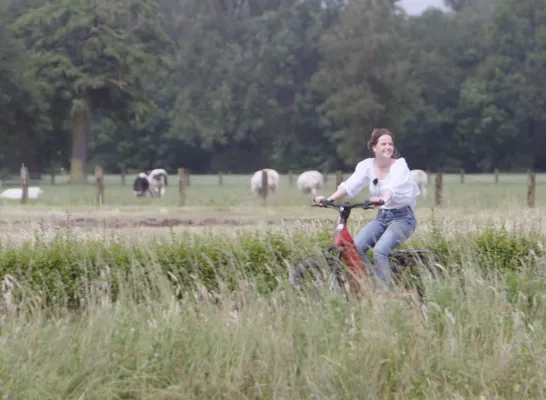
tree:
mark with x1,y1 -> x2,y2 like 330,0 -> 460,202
466,0 -> 546,170
0,0 -> 51,173
12,0 -> 171,183
312,0 -> 416,165
169,0 -> 342,172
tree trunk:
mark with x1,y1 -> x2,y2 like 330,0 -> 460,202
69,109 -> 89,184
26,148 -> 42,179
148,150 -> 157,171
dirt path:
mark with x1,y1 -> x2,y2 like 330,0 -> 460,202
0,215 -> 328,230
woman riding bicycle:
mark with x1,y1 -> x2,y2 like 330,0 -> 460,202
314,128 -> 420,295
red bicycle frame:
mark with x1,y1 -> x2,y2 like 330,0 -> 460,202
327,201 -> 380,296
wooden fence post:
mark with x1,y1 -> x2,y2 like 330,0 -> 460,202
178,168 -> 187,206
494,168 -> 499,184
185,169 -> 190,186
435,173 -> 443,207
95,166 -> 104,205
260,169 -> 269,205
50,165 -> 56,185
119,164 -> 126,185
528,170 -> 536,208
288,170 -> 293,186
20,164 -> 28,205
460,168 -> 465,184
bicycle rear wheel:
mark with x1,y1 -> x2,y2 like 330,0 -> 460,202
390,249 -> 443,302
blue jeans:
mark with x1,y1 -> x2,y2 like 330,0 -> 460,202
353,206 -> 417,292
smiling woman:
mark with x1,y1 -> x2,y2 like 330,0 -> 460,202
312,128 -> 421,294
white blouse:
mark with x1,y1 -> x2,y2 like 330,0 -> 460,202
338,157 -> 420,210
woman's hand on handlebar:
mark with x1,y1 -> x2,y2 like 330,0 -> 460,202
313,195 -> 327,206
369,197 -> 385,206
314,195 -> 335,207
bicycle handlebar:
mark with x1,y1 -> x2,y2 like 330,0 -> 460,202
312,198 -> 384,210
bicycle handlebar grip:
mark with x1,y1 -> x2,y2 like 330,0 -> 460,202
320,199 -> 334,206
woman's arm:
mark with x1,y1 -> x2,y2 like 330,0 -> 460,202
326,186 -> 348,202
328,159 -> 370,201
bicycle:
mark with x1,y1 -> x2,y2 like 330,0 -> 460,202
289,198 -> 442,303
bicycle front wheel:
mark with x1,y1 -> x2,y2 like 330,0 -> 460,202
290,245 -> 349,299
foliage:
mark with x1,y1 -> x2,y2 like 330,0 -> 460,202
0,223 -> 543,309
1,0 -> 546,174
9,0 -> 171,181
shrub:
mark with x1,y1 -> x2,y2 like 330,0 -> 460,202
0,221 -> 543,310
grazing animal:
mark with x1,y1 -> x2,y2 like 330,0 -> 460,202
0,186 -> 44,200
250,168 -> 280,202
133,173 -> 151,197
297,170 -> 324,198
147,168 -> 168,197
134,169 -> 168,198
410,169 -> 428,198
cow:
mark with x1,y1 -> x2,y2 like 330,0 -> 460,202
297,170 -> 324,198
133,172 -> 151,197
147,168 -> 168,198
410,169 -> 429,198
250,168 -> 280,203
0,187 -> 44,200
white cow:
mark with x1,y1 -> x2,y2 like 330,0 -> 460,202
250,168 -> 280,202
297,170 -> 324,198
0,187 -> 44,200
147,168 -> 168,198
410,169 -> 428,198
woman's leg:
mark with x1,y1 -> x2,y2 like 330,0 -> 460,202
372,216 -> 417,292
353,218 -> 387,268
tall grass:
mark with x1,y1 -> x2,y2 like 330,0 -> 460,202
0,219 -> 546,398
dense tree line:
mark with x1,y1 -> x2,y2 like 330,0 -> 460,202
1,0 -> 545,182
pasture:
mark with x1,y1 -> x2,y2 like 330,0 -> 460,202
1,172 -> 545,234
1,172 -> 546,398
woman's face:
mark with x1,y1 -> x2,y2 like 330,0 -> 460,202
372,134 -> 394,159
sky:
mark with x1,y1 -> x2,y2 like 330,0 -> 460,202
398,0 -> 449,15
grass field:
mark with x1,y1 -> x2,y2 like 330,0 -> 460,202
0,172 -> 544,244
1,171 -> 545,222
1,172 -> 546,398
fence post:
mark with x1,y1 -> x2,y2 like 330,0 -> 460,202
95,166 -> 104,205
494,168 -> 499,184
119,164 -> 126,185
288,170 -> 293,186
460,168 -> 464,184
260,169 -> 269,205
50,165 -> 56,185
435,173 -> 443,207
185,169 -> 190,186
20,164 -> 28,205
218,172 -> 223,186
178,168 -> 187,206
528,170 -> 536,208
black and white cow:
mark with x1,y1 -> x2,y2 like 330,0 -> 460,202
133,172 -> 151,197
133,169 -> 168,198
